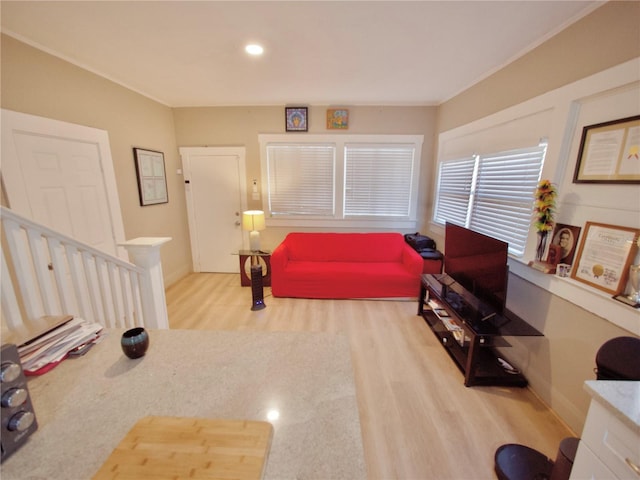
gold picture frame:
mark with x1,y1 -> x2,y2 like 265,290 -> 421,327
570,221 -> 639,295
573,115 -> 640,183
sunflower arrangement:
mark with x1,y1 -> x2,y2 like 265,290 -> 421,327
533,179 -> 557,232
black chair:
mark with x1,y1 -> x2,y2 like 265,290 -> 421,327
494,437 -> 579,480
494,336 -> 640,480
595,336 -> 640,380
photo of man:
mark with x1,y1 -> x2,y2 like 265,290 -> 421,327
551,224 -> 582,265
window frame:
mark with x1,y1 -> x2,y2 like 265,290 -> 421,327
259,134 -> 423,229
432,143 -> 547,257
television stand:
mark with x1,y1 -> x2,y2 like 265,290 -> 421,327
418,274 -> 543,387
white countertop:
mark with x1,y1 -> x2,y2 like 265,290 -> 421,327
1,329 -> 366,479
584,380 -> 640,432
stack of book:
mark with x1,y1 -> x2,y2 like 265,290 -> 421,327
15,316 -> 104,375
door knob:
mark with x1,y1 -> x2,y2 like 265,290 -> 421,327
235,221 -> 241,226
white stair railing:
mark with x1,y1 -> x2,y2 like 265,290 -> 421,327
1,206 -> 171,332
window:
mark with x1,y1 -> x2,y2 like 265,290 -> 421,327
259,134 -> 423,228
432,156 -> 476,227
433,143 -> 547,256
344,143 -> 416,217
266,144 -> 335,216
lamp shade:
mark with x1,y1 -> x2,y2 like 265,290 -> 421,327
242,210 -> 265,232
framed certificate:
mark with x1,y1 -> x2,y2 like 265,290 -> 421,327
571,222 -> 639,295
573,115 -> 640,183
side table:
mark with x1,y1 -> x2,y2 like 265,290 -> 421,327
238,250 -> 271,287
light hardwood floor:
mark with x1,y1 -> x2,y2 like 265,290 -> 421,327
166,273 -> 574,479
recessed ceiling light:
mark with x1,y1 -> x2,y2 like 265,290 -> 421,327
245,44 -> 264,56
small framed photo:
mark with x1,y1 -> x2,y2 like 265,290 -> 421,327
285,107 -> 308,132
133,148 -> 168,206
550,223 -> 582,266
327,108 -> 349,130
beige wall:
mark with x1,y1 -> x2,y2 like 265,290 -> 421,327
438,1 -> 640,133
173,105 -> 437,249
431,1 -> 640,435
1,34 -> 191,285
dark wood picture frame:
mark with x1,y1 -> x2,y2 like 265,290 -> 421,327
550,223 -> 582,266
285,107 -> 308,132
573,115 -> 640,184
133,147 -> 168,206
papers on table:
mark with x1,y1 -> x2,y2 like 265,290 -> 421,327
17,317 -> 104,374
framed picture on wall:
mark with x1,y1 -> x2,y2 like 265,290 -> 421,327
573,115 -> 640,183
327,108 -> 349,129
133,148 -> 168,206
285,107 -> 308,132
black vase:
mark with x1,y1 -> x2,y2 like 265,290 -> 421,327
121,327 -> 149,359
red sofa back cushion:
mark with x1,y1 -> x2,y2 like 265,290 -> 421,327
283,232 -> 406,263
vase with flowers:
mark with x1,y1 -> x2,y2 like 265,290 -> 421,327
533,179 -> 557,261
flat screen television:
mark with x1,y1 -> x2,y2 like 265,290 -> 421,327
444,223 -> 509,314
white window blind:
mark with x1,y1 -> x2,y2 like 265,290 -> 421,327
433,156 -> 476,227
433,144 -> 546,257
470,146 -> 547,256
266,144 -> 335,216
260,134 -> 423,228
344,144 -> 415,217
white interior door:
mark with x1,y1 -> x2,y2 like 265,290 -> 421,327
1,109 -> 126,258
180,147 -> 247,272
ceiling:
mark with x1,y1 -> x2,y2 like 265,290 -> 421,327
1,1 -> 601,107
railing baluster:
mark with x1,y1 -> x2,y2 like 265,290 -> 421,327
129,271 -> 144,328
81,252 -> 104,323
1,247 -> 23,329
26,229 -> 59,315
3,218 -> 44,320
95,257 -> 114,325
108,263 -> 124,328
65,244 -> 93,321
119,267 -> 133,328
47,237 -> 76,315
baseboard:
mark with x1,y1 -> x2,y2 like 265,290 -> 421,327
164,266 -> 192,288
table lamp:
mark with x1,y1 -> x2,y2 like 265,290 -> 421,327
242,210 -> 266,252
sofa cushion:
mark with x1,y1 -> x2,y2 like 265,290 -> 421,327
276,261 -> 420,298
283,232 -> 405,263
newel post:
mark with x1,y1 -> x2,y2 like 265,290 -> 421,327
120,237 -> 172,329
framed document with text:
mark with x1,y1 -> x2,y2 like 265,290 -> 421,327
571,222 -> 639,295
573,115 -> 640,183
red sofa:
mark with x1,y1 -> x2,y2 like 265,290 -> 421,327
271,232 -> 423,299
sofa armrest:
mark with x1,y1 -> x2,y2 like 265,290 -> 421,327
271,241 -> 290,274
401,244 -> 424,275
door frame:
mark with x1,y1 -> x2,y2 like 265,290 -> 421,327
1,109 -> 127,259
180,146 -> 248,272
